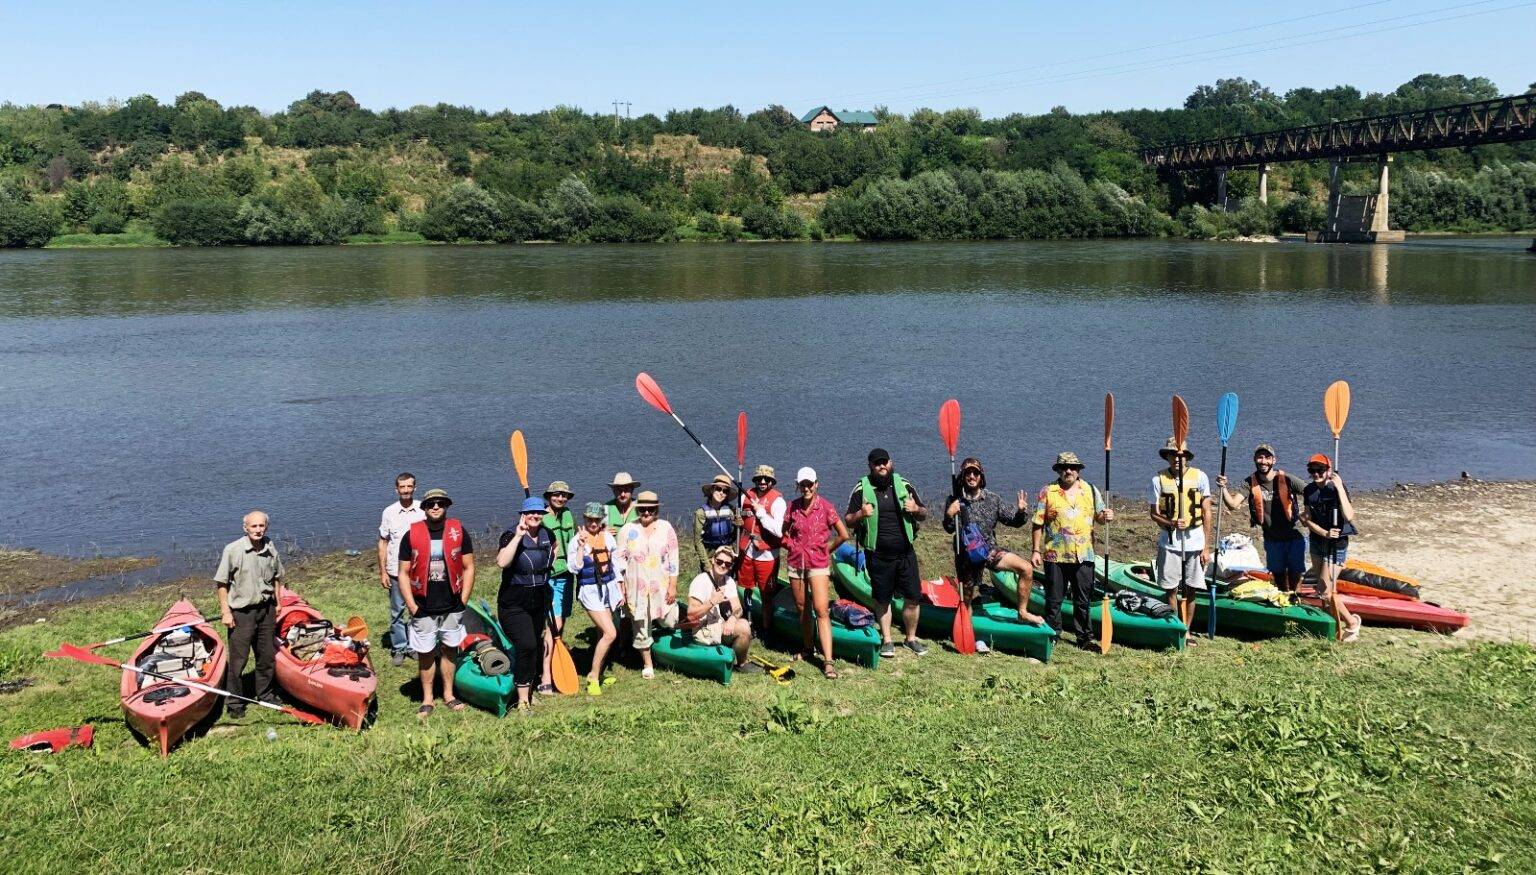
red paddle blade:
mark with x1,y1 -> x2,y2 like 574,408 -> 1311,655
938,399 -> 961,457
1103,392 -> 1115,451
736,411 -> 748,468
1325,380 -> 1351,438
283,706 -> 329,726
48,642 -> 120,667
635,372 -> 672,415
1172,395 -> 1190,452
952,601 -> 977,654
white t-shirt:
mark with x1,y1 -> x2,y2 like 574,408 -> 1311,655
744,494 -> 786,562
687,571 -> 740,634
1147,470 -> 1212,552
379,500 -> 425,576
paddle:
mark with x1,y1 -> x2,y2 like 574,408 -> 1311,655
1102,392 -> 1114,584
938,399 -> 976,655
338,615 -> 369,641
1170,395 -> 1191,624
45,642 -> 327,725
1208,392 -> 1240,639
635,372 -> 733,479
510,430 -> 530,498
1099,596 -> 1113,654
747,653 -> 795,684
512,430 -> 578,695
736,411 -> 748,491
1324,380 -> 1352,570
85,624 -> 191,650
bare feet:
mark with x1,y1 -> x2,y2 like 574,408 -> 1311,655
1016,610 -> 1046,626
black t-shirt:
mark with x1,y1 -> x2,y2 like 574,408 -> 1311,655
846,478 -> 921,556
398,523 -> 472,615
1303,482 -> 1357,541
1251,472 -> 1307,542
498,527 -> 554,591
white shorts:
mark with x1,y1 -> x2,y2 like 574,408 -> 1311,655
407,611 -> 466,654
578,580 -> 626,614
1156,545 -> 1208,592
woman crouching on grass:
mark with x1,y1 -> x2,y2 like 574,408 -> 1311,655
568,502 -> 626,695
782,467 -> 852,678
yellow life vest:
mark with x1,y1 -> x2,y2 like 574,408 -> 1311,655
1156,467 -> 1207,530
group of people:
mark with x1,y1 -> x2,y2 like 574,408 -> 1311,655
209,436 -> 1361,718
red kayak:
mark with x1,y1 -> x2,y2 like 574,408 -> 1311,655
120,599 -> 228,758
275,591 -> 376,730
1300,586 -> 1469,633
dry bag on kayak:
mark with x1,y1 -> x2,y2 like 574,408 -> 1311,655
1114,591 -> 1175,620
830,599 -> 875,629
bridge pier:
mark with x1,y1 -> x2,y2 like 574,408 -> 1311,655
1307,155 -> 1405,244
1258,163 -> 1268,204
1216,167 -> 1228,211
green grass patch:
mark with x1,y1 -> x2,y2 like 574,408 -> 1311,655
44,230 -> 171,248
2,552 -> 1532,870
343,231 -> 429,245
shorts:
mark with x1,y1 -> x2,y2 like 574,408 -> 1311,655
695,616 -> 748,647
548,573 -> 574,619
577,579 -> 625,614
1310,537 -> 1349,564
628,600 -> 680,650
407,611 -> 466,654
1156,545 -> 1207,592
868,549 -> 921,604
984,548 -> 1016,570
737,556 -> 778,591
1264,537 -> 1307,577
786,564 -> 830,580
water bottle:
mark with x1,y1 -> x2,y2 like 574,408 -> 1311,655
265,728 -> 277,742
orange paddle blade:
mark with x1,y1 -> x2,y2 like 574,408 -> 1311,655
952,600 -> 977,654
339,616 -> 368,640
510,430 -> 530,491
550,638 -> 579,694
635,372 -> 672,415
736,411 -> 748,468
1325,380 -> 1351,438
1103,392 -> 1115,451
1099,597 -> 1113,654
1172,395 -> 1190,452
938,399 -> 961,457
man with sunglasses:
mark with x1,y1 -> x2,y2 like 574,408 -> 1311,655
944,457 -> 1041,637
1215,445 -> 1308,593
1301,454 -> 1362,642
846,448 -> 929,658
398,488 -> 475,717
738,464 -> 786,599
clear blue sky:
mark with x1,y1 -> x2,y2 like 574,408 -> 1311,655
2,1 -> 1531,116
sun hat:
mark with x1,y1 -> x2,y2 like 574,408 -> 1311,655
959,457 -> 987,487
751,464 -> 777,483
520,497 -> 549,514
1254,444 -> 1277,458
1158,438 -> 1194,461
634,490 -> 661,507
1307,453 -> 1332,469
609,472 -> 640,489
582,501 -> 605,519
867,448 -> 890,465
543,480 -> 573,498
1051,452 -> 1084,472
419,488 -> 452,507
702,474 -> 739,500
795,466 -> 818,484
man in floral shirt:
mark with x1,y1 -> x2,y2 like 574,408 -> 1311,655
1030,452 -> 1114,650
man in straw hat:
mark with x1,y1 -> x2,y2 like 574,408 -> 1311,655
1148,438 -> 1212,644
1031,452 -> 1114,649
694,474 -> 741,572
540,480 -> 578,694
616,490 -> 680,679
944,456 -> 1040,640
738,464 -> 787,600
605,472 -> 642,534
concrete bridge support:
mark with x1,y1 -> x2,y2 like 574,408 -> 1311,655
1216,167 -> 1228,211
1308,155 -> 1404,243
1258,163 -> 1268,204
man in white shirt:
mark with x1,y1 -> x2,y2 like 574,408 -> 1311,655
378,472 -> 425,665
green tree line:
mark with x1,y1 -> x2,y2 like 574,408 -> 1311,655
1,74 -> 1532,247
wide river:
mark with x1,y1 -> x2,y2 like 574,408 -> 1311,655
2,237 -> 1532,566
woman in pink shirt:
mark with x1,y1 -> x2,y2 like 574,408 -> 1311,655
782,466 -> 852,677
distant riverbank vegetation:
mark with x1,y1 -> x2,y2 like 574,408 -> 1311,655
1,74 -> 1533,248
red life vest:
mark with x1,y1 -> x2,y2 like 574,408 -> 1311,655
739,488 -> 784,552
1248,471 -> 1294,527
406,519 -> 466,598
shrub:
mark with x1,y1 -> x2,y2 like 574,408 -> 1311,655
740,204 -> 805,239
586,196 -> 674,243
694,213 -> 721,236
152,198 -> 242,245
86,210 -> 128,234
0,194 -> 58,247
419,181 -> 502,242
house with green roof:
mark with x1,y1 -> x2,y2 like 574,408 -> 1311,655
800,106 -> 878,133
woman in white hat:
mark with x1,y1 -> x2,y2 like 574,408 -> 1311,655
782,467 -> 852,677
616,490 -> 679,679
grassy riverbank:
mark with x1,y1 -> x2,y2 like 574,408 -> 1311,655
3,533 -> 1534,871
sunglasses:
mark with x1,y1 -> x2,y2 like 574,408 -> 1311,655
637,506 -> 658,514
753,477 -> 773,484
712,557 -> 732,567
422,501 -> 448,509
963,470 -> 982,477
1307,466 -> 1327,474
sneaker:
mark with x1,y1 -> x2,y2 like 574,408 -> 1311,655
641,667 -> 655,679
1076,638 -> 1101,652
391,650 -> 407,667
585,679 -> 603,696
602,675 -> 616,686
226,704 -> 246,719
975,640 -> 991,654
904,639 -> 928,656
737,662 -> 765,675
1343,616 -> 1362,643
879,641 -> 897,659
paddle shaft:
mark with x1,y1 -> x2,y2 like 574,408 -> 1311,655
90,624 -> 190,649
1331,435 -> 1342,567
1102,447 -> 1112,580
1208,445 -> 1227,638
670,412 -> 733,480
113,655 -> 316,720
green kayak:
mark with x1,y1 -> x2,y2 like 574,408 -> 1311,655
743,585 -> 882,668
1102,557 -> 1336,639
650,629 -> 735,685
456,600 -> 515,716
992,570 -> 1186,651
831,557 -> 1054,661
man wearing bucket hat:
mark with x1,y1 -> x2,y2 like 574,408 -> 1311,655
943,456 -> 1039,636
568,501 -> 626,694
846,448 -> 929,658
605,472 -> 641,534
540,481 -> 578,694
495,496 -> 557,710
1031,452 -> 1114,648
1148,438 -> 1212,643
738,464 -> 787,599
1214,445 -> 1309,593
617,490 -> 680,679
694,474 -> 740,572
398,488 -> 475,717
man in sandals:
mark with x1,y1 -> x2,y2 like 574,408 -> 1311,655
398,488 -> 476,717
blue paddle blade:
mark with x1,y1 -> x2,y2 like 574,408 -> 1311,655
1217,392 -> 1239,445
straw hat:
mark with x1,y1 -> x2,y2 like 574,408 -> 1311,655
609,472 -> 641,489
634,490 -> 661,507
701,474 -> 739,501
1158,438 -> 1194,461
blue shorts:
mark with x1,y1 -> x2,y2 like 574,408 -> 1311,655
1309,537 -> 1348,564
549,573 -> 574,619
1263,537 -> 1307,577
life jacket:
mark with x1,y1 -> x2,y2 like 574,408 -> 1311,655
1156,468 -> 1206,530
739,488 -> 784,552
699,504 -> 736,549
406,519 -> 466,598
575,531 -> 617,588
542,508 -> 576,575
1247,471 -> 1294,528
857,474 -> 916,551
605,501 -> 636,533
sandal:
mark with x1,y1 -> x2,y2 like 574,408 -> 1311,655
822,664 -> 840,680
536,684 -> 555,696
445,699 -> 466,712
416,704 -> 434,719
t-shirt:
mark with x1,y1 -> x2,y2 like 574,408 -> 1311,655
687,571 -> 739,639
498,527 -> 554,590
1147,469 -> 1211,552
1031,481 -> 1105,564
398,524 -> 472,615
1246,472 -> 1307,541
783,495 -> 840,569
378,500 -> 425,576
1303,482 -> 1356,542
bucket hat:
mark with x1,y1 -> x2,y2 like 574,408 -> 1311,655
543,480 -> 573,498
582,501 -> 605,520
520,497 -> 549,515
750,465 -> 776,484
1051,452 -> 1085,472
419,488 -> 452,508
702,474 -> 739,501
1158,438 -> 1194,461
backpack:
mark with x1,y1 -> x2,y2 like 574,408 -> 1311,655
830,599 -> 875,629
1114,591 -> 1175,619
959,519 -> 991,567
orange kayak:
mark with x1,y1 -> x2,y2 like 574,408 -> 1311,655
275,592 -> 376,730
120,599 -> 228,758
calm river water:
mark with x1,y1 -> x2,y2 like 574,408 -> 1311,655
2,237 -> 1532,564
